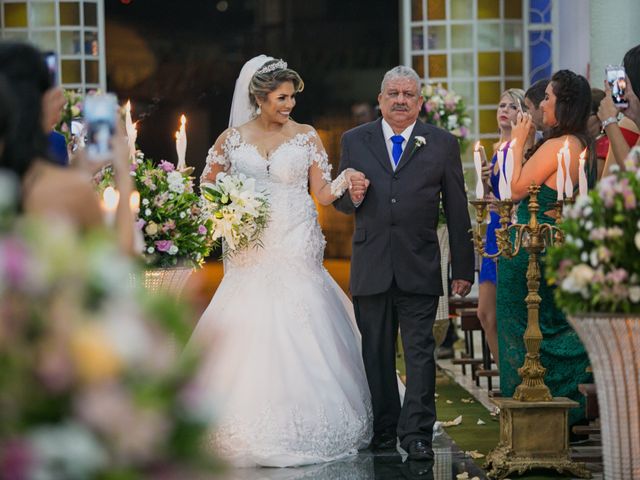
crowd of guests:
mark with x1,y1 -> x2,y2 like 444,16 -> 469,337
477,43 -> 640,428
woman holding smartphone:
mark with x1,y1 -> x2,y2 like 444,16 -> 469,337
0,41 -> 135,254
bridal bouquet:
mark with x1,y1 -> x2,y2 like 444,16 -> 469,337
200,172 -> 269,254
96,154 -> 215,268
546,147 -> 640,314
421,83 -> 471,152
0,219 -> 217,479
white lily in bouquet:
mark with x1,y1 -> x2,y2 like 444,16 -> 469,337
200,172 -> 269,254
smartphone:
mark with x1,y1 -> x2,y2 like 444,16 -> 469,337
84,94 -> 118,161
605,64 -> 628,108
42,51 -> 57,85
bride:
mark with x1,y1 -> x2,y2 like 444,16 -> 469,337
188,55 -> 373,467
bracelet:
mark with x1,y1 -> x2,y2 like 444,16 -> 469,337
601,116 -> 618,131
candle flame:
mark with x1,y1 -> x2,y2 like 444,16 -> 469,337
579,147 -> 587,160
129,191 -> 140,212
125,100 -> 131,112
474,140 -> 481,151
102,187 -> 119,211
180,114 -> 187,127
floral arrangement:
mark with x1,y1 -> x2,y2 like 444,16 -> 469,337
200,173 -> 269,255
421,83 -> 471,152
96,154 -> 215,269
546,147 -> 640,314
54,89 -> 84,143
0,219 -> 217,479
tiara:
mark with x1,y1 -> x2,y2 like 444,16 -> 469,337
256,59 -> 288,75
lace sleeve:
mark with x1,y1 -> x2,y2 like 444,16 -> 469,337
201,128 -> 236,185
307,129 -> 352,201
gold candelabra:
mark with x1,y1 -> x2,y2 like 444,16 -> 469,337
470,183 -> 589,479
470,183 -> 568,401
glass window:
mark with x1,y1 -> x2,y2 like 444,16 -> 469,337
479,109 -> 499,134
504,23 -> 523,50
59,2 -> 80,26
451,81 -> 474,105
428,54 -> 447,77
427,25 -> 446,50
451,0 -> 472,19
505,52 -> 523,76
30,31 -> 56,51
30,2 -> 55,27
427,0 -> 445,20
412,26 -> 424,51
85,31 -> 99,56
478,52 -> 500,76
479,81 -> 501,105
451,52 -> 473,77
61,59 -> 82,84
61,31 -> 82,55
505,0 -> 522,19
451,24 -> 473,49
477,0 -> 499,19
4,3 -> 28,28
530,0 -> 551,24
413,55 -> 425,78
84,2 -> 98,27
412,0 -> 423,21
2,30 -> 29,42
505,80 -> 524,90
478,23 -> 500,50
85,60 -> 99,84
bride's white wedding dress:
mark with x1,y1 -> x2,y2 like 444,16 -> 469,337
189,128 -> 373,467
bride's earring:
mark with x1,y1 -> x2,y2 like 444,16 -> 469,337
256,104 -> 262,115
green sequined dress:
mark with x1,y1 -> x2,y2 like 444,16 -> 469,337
496,184 -> 592,426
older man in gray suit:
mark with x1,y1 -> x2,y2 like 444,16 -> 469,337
334,66 -> 474,461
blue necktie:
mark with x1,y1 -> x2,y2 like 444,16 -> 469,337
391,135 -> 404,167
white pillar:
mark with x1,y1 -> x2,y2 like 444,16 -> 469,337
590,0 -> 640,86
557,0 -> 590,77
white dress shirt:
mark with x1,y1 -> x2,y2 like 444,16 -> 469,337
381,118 -> 416,171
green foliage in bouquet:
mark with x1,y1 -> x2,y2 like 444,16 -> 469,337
421,83 -> 472,153
54,89 -> 85,143
96,154 -> 215,269
546,147 -> 640,315
0,219 -> 218,479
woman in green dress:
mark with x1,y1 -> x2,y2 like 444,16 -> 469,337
497,70 -> 595,426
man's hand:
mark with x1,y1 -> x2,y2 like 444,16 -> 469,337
346,170 -> 369,204
452,279 -> 472,297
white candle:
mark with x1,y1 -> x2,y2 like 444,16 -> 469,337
504,139 -> 516,200
125,101 -> 137,161
497,142 -> 508,200
578,148 -> 588,197
102,186 -> 119,226
473,141 -> 484,199
563,137 -> 573,198
556,151 -> 565,201
175,114 -> 187,170
129,191 -> 140,214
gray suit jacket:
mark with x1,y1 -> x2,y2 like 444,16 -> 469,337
333,118 -> 474,296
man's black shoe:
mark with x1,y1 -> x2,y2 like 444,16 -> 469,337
407,439 -> 434,461
370,431 -> 397,450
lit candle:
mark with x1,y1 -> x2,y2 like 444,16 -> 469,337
563,137 -> 573,198
175,114 -> 187,170
497,142 -> 508,200
125,101 -> 137,161
102,186 -> 119,226
556,151 -> 565,201
473,141 -> 485,199
578,148 -> 588,197
504,139 -> 516,200
129,191 -> 140,214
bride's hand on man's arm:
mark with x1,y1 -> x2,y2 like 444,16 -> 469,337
344,169 -> 369,204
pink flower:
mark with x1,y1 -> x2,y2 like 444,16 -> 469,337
159,160 -> 175,172
0,238 -> 28,287
460,126 -> 468,138
0,438 -> 34,480
155,240 -> 174,252
198,225 -> 207,235
129,162 -> 137,172
135,219 -> 146,230
162,220 -> 176,233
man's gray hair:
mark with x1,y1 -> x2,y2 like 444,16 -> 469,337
380,66 -> 422,93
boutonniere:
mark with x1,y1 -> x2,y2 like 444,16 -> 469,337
410,136 -> 427,156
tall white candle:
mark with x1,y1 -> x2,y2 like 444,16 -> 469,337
504,139 -> 516,200
102,186 -> 119,226
473,141 -> 484,199
124,101 -> 137,161
578,148 -> 588,197
497,142 -> 508,200
175,114 -> 187,170
556,152 -> 565,201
